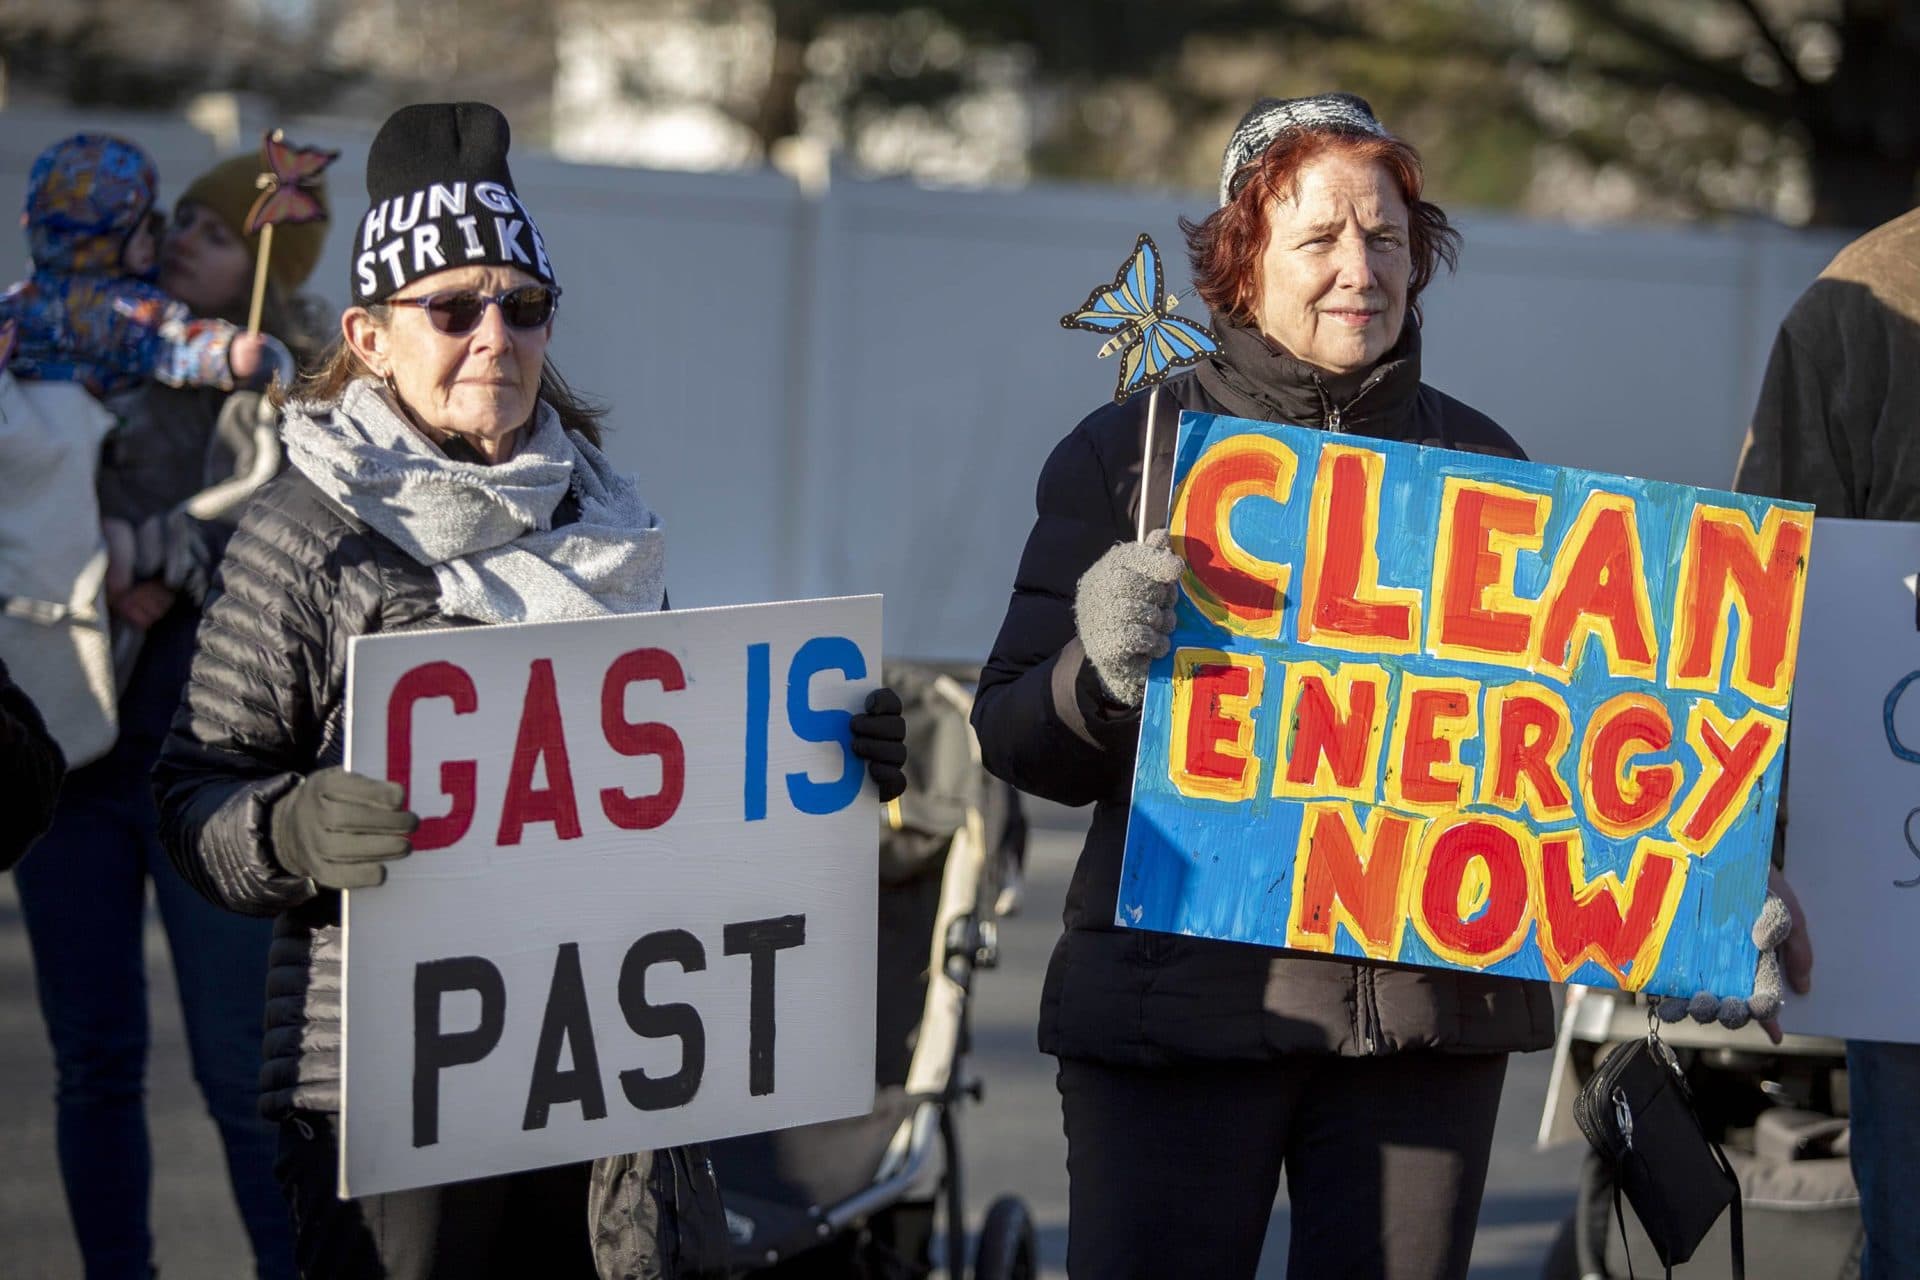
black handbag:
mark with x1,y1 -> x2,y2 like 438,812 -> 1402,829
1573,1022 -> 1745,1279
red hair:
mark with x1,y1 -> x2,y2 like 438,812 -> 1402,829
1183,130 -> 1459,328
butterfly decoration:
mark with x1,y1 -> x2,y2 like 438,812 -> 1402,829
1061,232 -> 1220,403
243,130 -> 337,234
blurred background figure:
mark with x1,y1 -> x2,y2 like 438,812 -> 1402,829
1734,206 -> 1920,1280
0,134 -> 286,398
7,143 -> 328,1280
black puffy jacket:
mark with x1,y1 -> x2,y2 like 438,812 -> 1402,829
154,439 -> 726,1276
972,325 -> 1556,1066
154,466 -> 451,1117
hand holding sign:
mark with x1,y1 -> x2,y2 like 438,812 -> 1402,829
1075,529 -> 1184,707
1658,866 -> 1813,1042
850,688 -> 909,802
271,766 -> 420,890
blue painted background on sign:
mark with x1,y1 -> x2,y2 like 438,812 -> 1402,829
1117,412 -> 1810,999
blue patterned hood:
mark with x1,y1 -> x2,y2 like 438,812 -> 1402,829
22,133 -> 158,276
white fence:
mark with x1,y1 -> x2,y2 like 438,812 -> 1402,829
1,106 -> 1851,661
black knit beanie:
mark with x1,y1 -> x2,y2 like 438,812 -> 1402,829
1217,93 -> 1390,207
350,101 -> 556,304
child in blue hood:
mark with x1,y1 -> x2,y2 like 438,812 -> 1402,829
1,134 -> 286,397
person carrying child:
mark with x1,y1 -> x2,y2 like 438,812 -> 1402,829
1,133 -> 287,398
3,134 -> 320,1280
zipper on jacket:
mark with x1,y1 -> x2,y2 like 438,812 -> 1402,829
1312,375 -> 1345,433
1315,365 -> 1393,435
1359,966 -> 1379,1054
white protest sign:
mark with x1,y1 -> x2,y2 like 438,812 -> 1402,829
1781,520 -> 1920,1043
340,596 -> 881,1197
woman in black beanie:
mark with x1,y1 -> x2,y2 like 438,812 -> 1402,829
154,102 -> 909,1280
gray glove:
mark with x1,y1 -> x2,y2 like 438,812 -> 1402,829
1074,528 -> 1184,708
269,766 -> 420,891
1654,893 -> 1793,1030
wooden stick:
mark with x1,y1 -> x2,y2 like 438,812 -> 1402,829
1138,382 -> 1160,542
245,222 -> 274,337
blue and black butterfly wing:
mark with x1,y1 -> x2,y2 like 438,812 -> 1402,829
1061,232 -> 1221,401
1114,314 -> 1221,401
1060,232 -> 1164,336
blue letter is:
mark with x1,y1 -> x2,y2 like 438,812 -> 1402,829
785,635 -> 866,816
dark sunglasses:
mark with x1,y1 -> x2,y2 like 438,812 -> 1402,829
386,284 -> 561,335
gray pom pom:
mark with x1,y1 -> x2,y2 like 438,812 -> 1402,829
1752,893 -> 1792,952
1749,950 -> 1783,1022
1689,992 -> 1720,1024
1654,996 -> 1691,1024
1717,998 -> 1752,1030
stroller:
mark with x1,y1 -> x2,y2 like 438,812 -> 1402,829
1538,987 -> 1863,1279
708,660 -> 1037,1280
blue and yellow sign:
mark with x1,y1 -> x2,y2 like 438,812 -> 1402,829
1120,413 -> 1814,998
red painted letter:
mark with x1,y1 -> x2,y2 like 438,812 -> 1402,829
1303,449 -> 1417,645
1183,661 -> 1254,784
1538,502 -> 1656,676
1678,715 -> 1778,845
387,660 -> 478,852
1285,674 -> 1378,790
1437,486 -> 1541,655
497,659 -> 584,845
1536,835 -> 1686,988
1673,509 -> 1811,702
600,648 -> 687,831
1399,686 -> 1472,806
1289,806 -> 1415,959
1488,694 -> 1572,813
1416,820 -> 1530,962
1172,436 -> 1296,638
1582,695 -> 1679,838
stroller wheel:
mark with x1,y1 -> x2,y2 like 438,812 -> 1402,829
972,1195 -> 1037,1280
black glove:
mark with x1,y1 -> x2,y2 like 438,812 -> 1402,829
851,687 -> 908,803
269,767 -> 420,890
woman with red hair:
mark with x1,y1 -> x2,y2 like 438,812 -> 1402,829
972,94 -> 1552,1278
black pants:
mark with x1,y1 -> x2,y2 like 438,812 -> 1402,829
1057,1052 -> 1508,1280
275,1112 -> 597,1280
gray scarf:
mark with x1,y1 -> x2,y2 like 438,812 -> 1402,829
282,378 -> 665,624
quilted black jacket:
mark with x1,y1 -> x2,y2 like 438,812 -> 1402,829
972,329 -> 1556,1066
154,464 -> 474,1114
153,448 -> 725,1276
